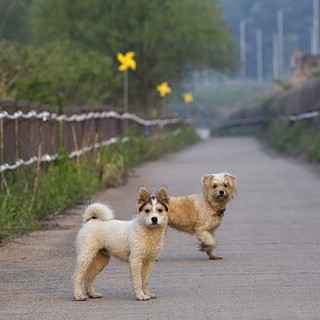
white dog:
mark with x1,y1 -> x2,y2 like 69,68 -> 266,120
74,186 -> 169,301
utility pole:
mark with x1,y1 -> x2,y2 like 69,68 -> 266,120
256,29 -> 263,83
312,0 -> 319,54
277,9 -> 284,78
273,34 -> 279,79
240,19 -> 246,82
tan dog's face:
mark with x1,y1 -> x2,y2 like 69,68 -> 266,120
137,186 -> 169,228
202,173 -> 237,204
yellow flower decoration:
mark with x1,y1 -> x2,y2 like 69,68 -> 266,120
117,51 -> 136,71
157,81 -> 171,97
183,93 -> 193,103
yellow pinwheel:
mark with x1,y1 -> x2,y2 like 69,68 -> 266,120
117,51 -> 136,72
183,92 -> 193,104
157,81 -> 171,97
117,51 -> 136,114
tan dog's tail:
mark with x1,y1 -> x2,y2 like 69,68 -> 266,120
82,203 -> 114,223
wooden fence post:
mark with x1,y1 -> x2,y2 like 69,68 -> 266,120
39,104 -> 60,156
64,108 -> 83,154
81,107 -> 96,148
1,100 -> 17,163
25,102 -> 41,161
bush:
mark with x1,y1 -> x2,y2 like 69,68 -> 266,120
263,119 -> 320,162
0,40 -> 117,107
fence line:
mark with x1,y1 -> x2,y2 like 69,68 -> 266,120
0,109 -> 181,126
0,137 -> 121,173
288,110 -> 320,122
0,100 -> 187,173
213,109 -> 320,133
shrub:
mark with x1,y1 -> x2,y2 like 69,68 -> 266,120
0,40 -> 117,107
263,119 -> 320,162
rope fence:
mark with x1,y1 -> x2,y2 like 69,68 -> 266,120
0,109 -> 181,126
0,137 -> 120,173
0,100 -> 187,173
288,110 -> 320,122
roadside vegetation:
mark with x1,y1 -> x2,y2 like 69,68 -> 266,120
208,83 -> 320,164
218,118 -> 320,163
262,120 -> 320,163
0,127 -> 199,242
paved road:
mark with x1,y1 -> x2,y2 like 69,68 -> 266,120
1,137 -> 320,320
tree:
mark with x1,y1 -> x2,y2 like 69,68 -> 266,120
0,0 -> 31,43
29,0 -> 237,114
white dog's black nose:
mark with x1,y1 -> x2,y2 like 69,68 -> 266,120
151,217 -> 158,224
219,190 -> 224,195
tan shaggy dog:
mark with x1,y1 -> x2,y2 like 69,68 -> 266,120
168,173 -> 237,260
74,186 -> 169,301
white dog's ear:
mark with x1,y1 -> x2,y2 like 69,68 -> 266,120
156,185 -> 169,205
202,174 -> 213,185
137,186 -> 151,203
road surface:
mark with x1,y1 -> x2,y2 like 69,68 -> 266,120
1,136 -> 320,319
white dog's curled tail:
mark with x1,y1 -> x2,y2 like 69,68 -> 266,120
82,203 -> 114,223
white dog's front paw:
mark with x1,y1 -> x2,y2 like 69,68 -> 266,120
74,294 -> 87,301
136,292 -> 151,301
144,290 -> 157,299
147,292 -> 157,299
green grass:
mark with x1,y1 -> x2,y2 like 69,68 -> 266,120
262,120 -> 320,162
0,126 -> 199,242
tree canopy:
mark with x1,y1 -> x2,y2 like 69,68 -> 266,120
29,0 -> 236,112
0,40 -> 114,107
1,0 -> 237,113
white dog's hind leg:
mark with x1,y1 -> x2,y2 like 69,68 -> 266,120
85,250 -> 109,299
141,259 -> 156,299
74,249 -> 98,301
195,230 -> 222,260
130,257 -> 151,301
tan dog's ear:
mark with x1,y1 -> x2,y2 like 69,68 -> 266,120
156,185 -> 169,205
224,173 -> 237,198
225,173 -> 236,180
137,186 -> 150,204
202,174 -> 213,185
